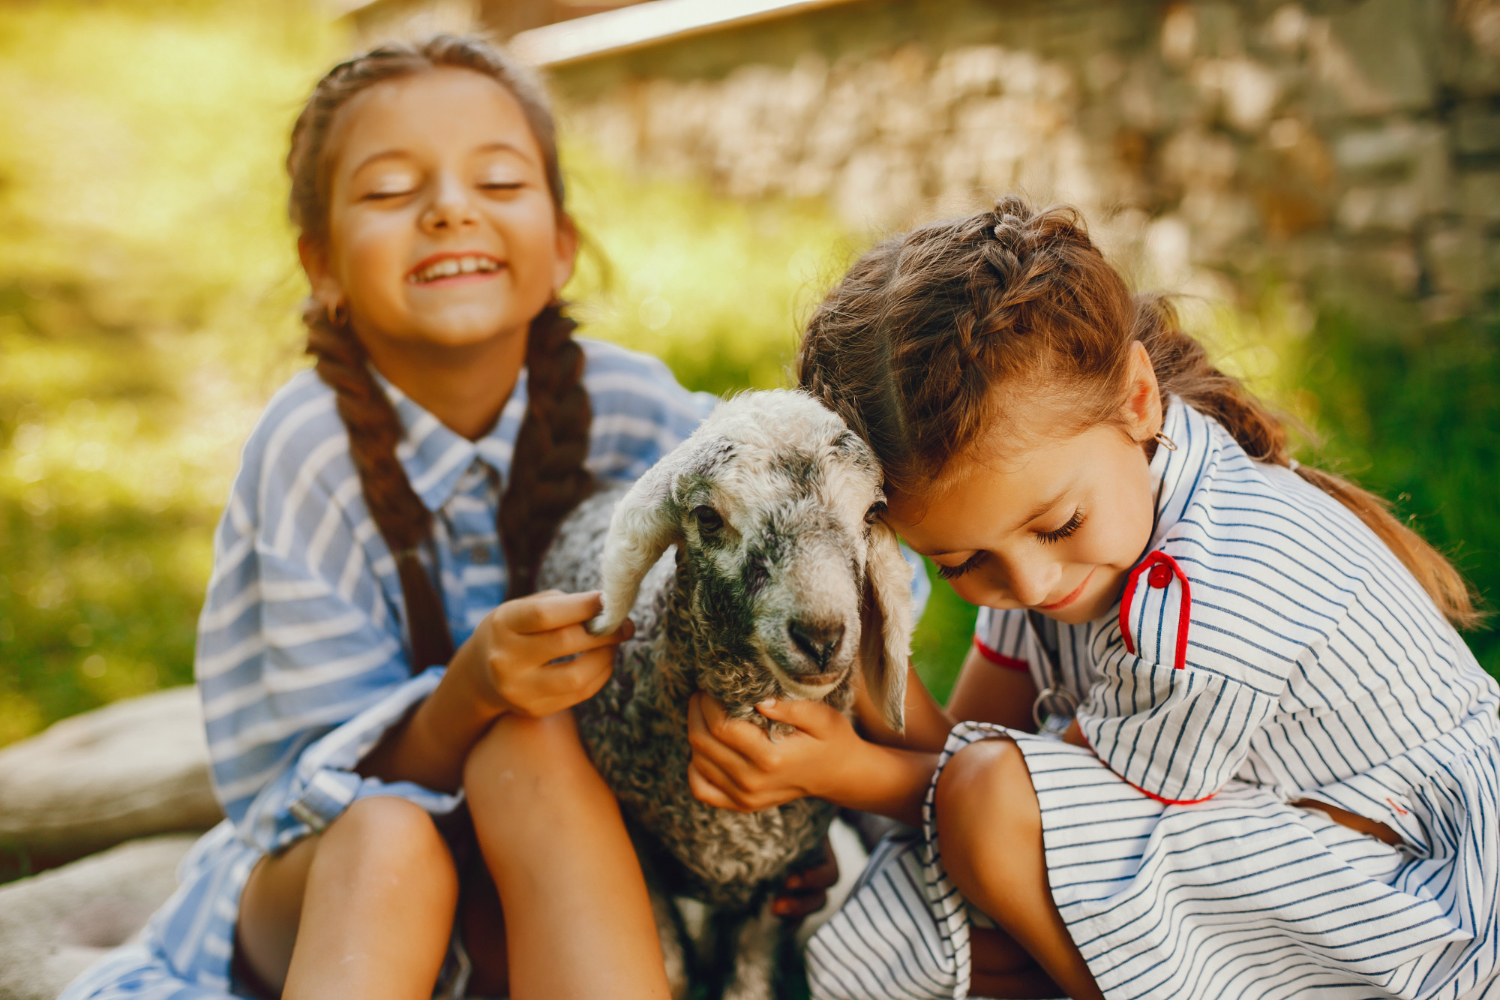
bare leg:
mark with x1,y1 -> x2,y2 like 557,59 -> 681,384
465,710 -> 672,1000
237,795 -> 459,1000
935,739 -> 1103,1000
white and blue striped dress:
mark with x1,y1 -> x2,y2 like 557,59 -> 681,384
60,338 -> 719,1000
807,399 -> 1500,1000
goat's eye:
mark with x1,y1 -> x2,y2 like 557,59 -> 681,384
865,501 -> 887,525
693,506 -> 724,534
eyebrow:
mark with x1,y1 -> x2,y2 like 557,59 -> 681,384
1012,487 -> 1070,532
920,487 -> 1072,558
349,141 -> 533,177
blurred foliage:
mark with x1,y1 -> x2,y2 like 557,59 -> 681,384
0,1 -> 1492,751
1298,304 -> 1500,674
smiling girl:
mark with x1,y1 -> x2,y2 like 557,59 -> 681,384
61,36 -> 724,1000
686,197 -> 1499,1000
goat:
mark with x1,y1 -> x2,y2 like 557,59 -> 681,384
536,389 -> 913,1000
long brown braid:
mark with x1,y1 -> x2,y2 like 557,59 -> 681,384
799,195 -> 1479,628
287,36 -> 593,671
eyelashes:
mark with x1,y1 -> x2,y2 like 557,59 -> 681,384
935,509 -> 1086,581
1037,509 -> 1085,545
937,552 -> 986,581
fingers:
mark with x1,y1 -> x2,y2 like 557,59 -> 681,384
754,697 -> 842,735
540,647 -> 616,700
503,647 -> 617,718
771,889 -> 827,920
792,839 -> 840,891
542,617 -> 635,659
687,694 -> 758,773
502,591 -> 605,634
686,759 -> 746,812
699,696 -> 783,762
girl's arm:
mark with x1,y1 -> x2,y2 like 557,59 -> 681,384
358,591 -> 632,792
946,645 -> 1040,731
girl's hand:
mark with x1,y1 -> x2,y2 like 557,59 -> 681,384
773,838 -> 840,921
686,693 -> 861,812
457,590 -> 634,719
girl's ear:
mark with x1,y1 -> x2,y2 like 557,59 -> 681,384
299,235 -> 346,315
1121,341 -> 1164,443
552,214 -> 579,296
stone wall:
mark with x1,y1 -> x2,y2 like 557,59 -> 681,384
546,0 -> 1500,324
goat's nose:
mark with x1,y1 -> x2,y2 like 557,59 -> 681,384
788,619 -> 845,669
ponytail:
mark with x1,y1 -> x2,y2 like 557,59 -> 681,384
1137,297 -> 1482,630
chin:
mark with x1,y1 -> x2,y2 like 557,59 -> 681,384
406,311 -> 523,348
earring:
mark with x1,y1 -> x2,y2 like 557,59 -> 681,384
1154,430 -> 1179,452
326,300 -> 348,327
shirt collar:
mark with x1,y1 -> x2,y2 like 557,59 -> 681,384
1146,396 -> 1218,551
371,366 -> 531,513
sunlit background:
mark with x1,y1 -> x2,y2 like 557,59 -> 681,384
2,0 -> 1497,751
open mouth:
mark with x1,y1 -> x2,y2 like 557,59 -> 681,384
406,254 -> 503,285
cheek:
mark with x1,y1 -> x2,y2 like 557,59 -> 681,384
491,200 -> 562,285
337,215 -> 412,298
1077,467 -> 1156,566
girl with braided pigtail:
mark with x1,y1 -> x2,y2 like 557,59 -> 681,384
685,197 -> 1499,1000
61,35 -> 769,1000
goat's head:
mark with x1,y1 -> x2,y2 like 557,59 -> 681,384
588,390 -> 912,731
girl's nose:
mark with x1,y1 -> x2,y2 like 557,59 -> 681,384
1000,554 -> 1058,608
421,173 -> 479,232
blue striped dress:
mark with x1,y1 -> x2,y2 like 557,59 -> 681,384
60,338 -> 719,1000
807,398 -> 1500,1000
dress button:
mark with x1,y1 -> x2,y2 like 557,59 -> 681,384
469,543 -> 492,563
1148,563 -> 1173,589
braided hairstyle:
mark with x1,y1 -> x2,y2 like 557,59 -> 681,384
288,36 -> 593,671
799,195 -> 1479,628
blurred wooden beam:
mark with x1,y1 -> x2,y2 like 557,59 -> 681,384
509,0 -> 868,66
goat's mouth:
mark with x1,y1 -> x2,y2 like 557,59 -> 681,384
760,653 -> 849,701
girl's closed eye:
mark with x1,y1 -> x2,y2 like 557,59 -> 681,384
359,170 -> 420,201
937,551 -> 987,580
478,171 -> 526,194
1037,509 -> 1085,545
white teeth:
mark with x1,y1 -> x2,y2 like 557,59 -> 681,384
409,255 -> 499,283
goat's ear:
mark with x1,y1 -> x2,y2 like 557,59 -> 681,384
587,456 -> 684,636
859,520 -> 913,732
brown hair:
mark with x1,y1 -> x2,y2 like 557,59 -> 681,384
289,36 -> 592,672
798,196 -> 1479,628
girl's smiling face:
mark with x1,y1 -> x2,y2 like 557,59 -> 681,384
301,67 -> 575,352
888,344 -> 1164,625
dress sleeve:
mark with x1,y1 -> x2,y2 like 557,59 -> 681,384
580,340 -> 718,485
195,387 -> 462,851
1077,551 -> 1282,804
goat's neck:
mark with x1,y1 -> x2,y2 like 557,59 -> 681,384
658,550 -> 781,725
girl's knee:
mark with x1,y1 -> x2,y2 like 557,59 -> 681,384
936,739 -> 1040,849
323,795 -> 455,888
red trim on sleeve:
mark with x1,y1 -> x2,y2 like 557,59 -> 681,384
1075,722 -> 1218,805
971,636 -> 1031,671
1117,550 -> 1193,670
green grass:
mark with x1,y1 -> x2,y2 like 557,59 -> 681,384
1297,303 -> 1500,675
0,1 -> 1493,752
